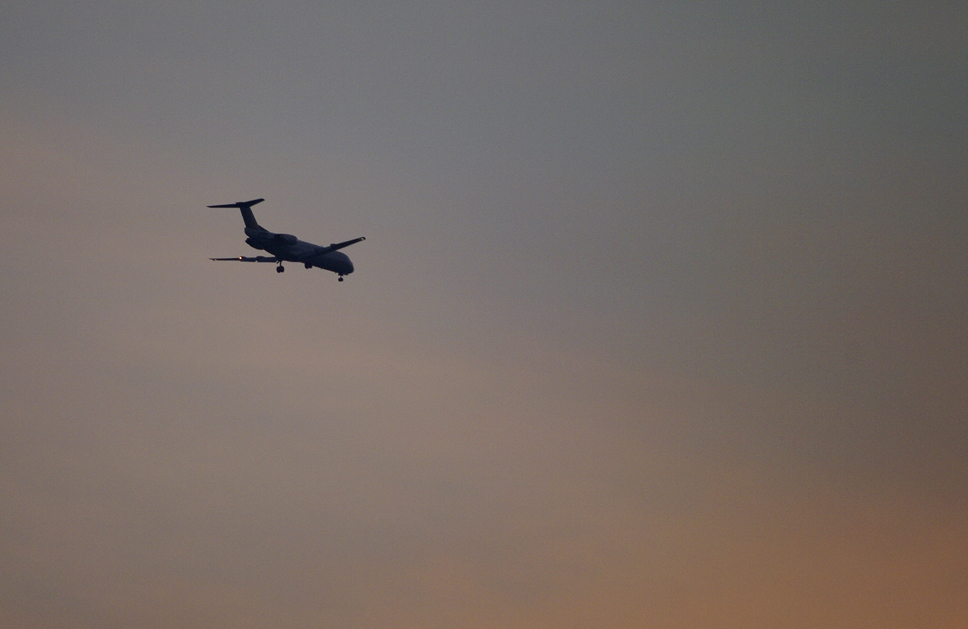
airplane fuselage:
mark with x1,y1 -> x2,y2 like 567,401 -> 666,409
245,228 -> 354,276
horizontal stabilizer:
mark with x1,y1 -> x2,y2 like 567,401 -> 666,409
207,198 -> 264,209
207,198 -> 265,229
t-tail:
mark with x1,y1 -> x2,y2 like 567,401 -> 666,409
207,198 -> 265,230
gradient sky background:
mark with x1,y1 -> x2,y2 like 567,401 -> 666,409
2,2 -> 966,627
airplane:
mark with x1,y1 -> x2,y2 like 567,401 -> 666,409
207,198 -> 365,281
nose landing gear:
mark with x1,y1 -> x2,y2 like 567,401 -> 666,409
338,275 -> 344,282
276,264 -> 285,273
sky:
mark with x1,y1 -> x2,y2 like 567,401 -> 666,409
1,2 -> 966,627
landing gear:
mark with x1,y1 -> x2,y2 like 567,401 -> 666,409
338,275 -> 344,282
276,265 -> 285,273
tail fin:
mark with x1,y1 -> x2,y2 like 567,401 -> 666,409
207,198 -> 265,230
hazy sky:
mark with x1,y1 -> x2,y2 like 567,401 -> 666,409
2,2 -> 966,627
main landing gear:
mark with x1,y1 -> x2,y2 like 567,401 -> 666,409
338,275 -> 344,282
275,264 -> 285,273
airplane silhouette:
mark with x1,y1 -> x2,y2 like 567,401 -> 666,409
208,198 -> 365,281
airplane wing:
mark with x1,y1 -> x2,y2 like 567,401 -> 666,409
314,237 -> 366,256
209,256 -> 278,262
